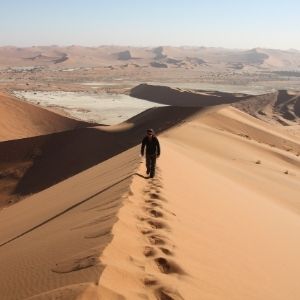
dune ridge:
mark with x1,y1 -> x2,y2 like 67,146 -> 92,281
1,46 -> 300,69
0,146 -> 139,300
0,105 -> 201,207
97,103 -> 300,300
232,89 -> 300,125
0,82 -> 300,299
130,83 -> 252,106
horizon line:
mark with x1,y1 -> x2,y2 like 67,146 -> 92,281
0,44 -> 299,52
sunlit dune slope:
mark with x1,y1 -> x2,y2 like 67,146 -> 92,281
0,92 -> 90,142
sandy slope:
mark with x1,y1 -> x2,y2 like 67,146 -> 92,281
200,106 -> 300,155
0,106 -> 199,207
232,90 -> 300,126
0,92 -> 90,141
1,85 -> 300,299
96,106 -> 300,300
0,147 -> 139,300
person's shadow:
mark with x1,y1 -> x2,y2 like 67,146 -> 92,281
134,172 -> 149,179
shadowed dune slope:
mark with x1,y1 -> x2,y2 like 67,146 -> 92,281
0,146 -> 140,300
131,84 -> 300,126
130,83 -> 252,106
2,84 -> 299,207
0,106 -> 201,206
0,92 -> 90,141
232,90 -> 300,125
275,90 -> 300,121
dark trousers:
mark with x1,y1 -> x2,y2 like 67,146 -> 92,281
146,154 -> 157,177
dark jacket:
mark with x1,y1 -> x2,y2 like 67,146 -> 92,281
141,136 -> 160,156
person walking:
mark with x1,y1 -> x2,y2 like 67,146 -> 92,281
141,129 -> 160,178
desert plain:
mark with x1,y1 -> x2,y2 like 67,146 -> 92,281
0,45 -> 300,300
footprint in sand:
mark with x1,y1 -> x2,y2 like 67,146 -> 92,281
128,189 -> 134,196
148,234 -> 167,246
137,215 -> 146,221
140,227 -> 154,235
155,287 -> 184,300
154,257 -> 185,275
147,193 -> 167,203
153,183 -> 164,189
138,168 -> 184,299
148,208 -> 164,218
159,247 -> 174,256
143,186 -> 161,193
144,199 -> 163,208
143,274 -> 159,286
149,189 -> 161,195
143,192 -> 167,202
148,179 -> 163,188
149,192 -> 160,199
143,246 -> 157,257
143,187 -> 151,193
147,219 -> 169,230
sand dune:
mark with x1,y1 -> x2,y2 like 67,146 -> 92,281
0,147 -> 139,300
0,92 -> 89,141
24,52 -> 68,64
130,83 -> 252,106
233,89 -> 300,125
0,92 -> 92,206
131,84 -> 300,130
116,50 -> 133,60
1,45 -> 300,96
1,46 -> 300,69
1,82 -> 300,299
0,105 -> 200,206
95,104 -> 300,300
275,90 -> 300,121
200,106 -> 300,154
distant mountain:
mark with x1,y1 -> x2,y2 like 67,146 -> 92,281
0,45 -> 299,70
116,50 -> 132,60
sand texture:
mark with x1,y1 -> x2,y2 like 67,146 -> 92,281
0,82 -> 300,299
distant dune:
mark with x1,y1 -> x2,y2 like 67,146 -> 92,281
152,46 -> 167,60
0,45 -> 300,70
116,50 -> 133,60
131,84 -> 300,127
232,89 -> 300,125
130,83 -> 252,106
24,52 -> 68,64
225,48 -> 269,64
149,61 -> 168,68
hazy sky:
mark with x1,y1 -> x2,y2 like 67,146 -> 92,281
1,0 -> 299,49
